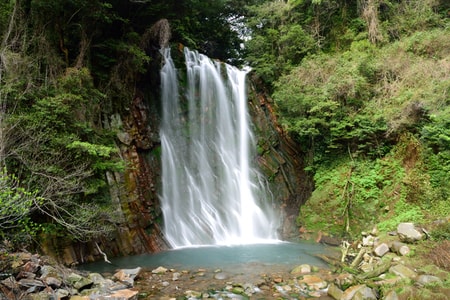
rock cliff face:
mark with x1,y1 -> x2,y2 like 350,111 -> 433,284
39,30 -> 311,265
247,75 -> 313,239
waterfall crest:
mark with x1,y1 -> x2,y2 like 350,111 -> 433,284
160,48 -> 279,248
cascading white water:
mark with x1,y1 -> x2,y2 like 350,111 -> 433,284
160,47 -> 279,248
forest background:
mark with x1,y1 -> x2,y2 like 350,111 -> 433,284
0,0 -> 449,252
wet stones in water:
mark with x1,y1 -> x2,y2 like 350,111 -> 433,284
213,272 -> 228,280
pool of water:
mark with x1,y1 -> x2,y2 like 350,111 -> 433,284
80,241 -> 335,274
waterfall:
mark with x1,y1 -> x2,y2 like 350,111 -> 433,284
160,47 -> 279,248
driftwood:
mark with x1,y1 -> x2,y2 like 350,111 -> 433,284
390,241 -> 410,256
315,254 -> 359,275
357,259 -> 391,280
350,247 -> 368,268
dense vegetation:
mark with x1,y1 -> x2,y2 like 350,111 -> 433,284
0,0 -> 449,251
243,0 -> 449,237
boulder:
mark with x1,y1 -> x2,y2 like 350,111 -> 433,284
39,265 -> 59,278
397,223 -> 424,243
113,267 -> 142,287
67,273 -> 93,290
327,283 -> 344,300
384,290 -> 399,300
389,264 -> 417,279
416,274 -> 442,287
341,284 -> 366,300
353,286 -> 377,299
87,272 -> 105,285
43,276 -> 61,288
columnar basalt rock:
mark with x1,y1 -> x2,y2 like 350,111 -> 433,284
248,75 -> 314,239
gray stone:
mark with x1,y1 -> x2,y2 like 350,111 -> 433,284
353,286 -> 377,299
161,281 -> 170,287
97,279 -> 128,292
397,223 -> 424,243
17,271 -> 36,279
67,273 -> 93,290
39,265 -> 58,278
44,276 -> 61,288
113,267 -> 142,287
79,287 -> 101,296
416,274 -> 442,286
384,290 -> 399,300
172,272 -> 181,281
1,276 -> 18,289
341,284 -> 366,300
55,289 -> 70,299
119,267 -> 142,279
88,272 -> 105,285
67,272 -> 82,283
185,290 -> 202,298
18,278 -> 45,289
291,264 -> 311,275
327,283 -> 344,300
214,272 -> 228,280
117,132 -> 132,145
389,264 -> 417,279
373,243 -> 390,257
109,288 -> 138,300
29,291 -> 52,300
151,266 -> 168,274
297,275 -> 327,290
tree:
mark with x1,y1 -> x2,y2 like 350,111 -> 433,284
245,1 -> 316,87
5,68 -> 123,241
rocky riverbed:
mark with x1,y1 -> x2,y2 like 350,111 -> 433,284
1,222 -> 449,299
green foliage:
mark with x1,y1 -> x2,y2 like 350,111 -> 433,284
381,0 -> 444,40
273,43 -> 390,158
0,169 -> 43,246
0,170 -> 35,230
377,199 -> 424,232
245,1 -> 317,86
0,0 -> 13,35
4,67 -> 122,242
274,24 -> 450,166
430,222 -> 450,242
421,110 -> 450,201
298,145 -> 430,236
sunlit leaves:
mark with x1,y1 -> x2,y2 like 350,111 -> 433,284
0,170 -> 37,231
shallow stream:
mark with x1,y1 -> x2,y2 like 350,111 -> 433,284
80,241 -> 334,274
